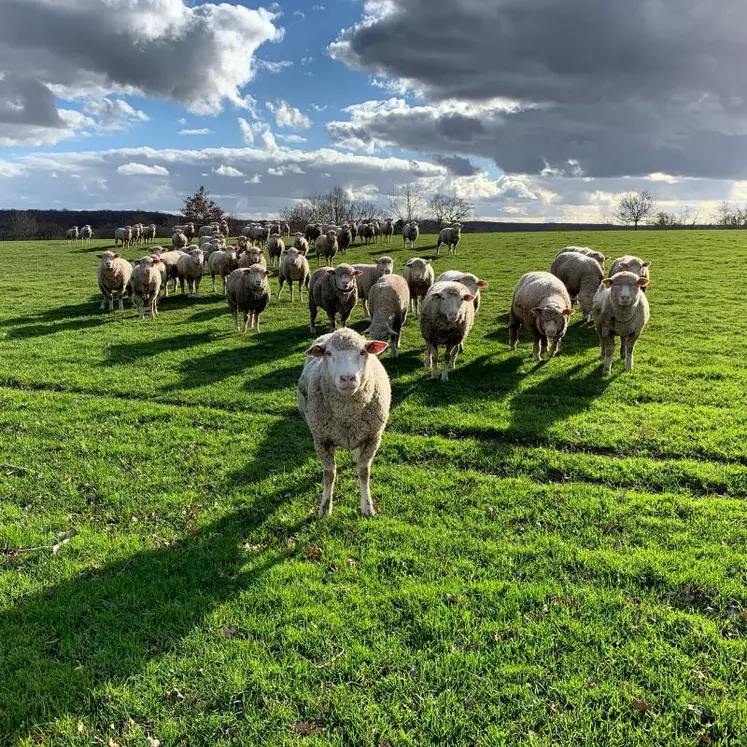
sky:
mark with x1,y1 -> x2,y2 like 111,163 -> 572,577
1,0 -> 747,222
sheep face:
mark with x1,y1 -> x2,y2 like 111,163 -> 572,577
603,271 -> 649,307
97,252 -> 121,270
406,258 -> 431,282
431,286 -> 474,323
531,305 -> 574,339
452,273 -> 488,297
328,265 -> 362,293
247,265 -> 272,289
376,257 -> 394,275
188,249 -> 204,267
617,258 -> 651,277
285,247 -> 300,263
306,334 -> 388,394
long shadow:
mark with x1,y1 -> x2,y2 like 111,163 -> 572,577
0,300 -> 101,328
7,316 -> 111,339
0,417 -> 313,739
104,331 -> 216,364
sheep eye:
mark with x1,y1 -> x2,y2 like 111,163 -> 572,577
359,350 -> 366,356
324,351 -> 332,357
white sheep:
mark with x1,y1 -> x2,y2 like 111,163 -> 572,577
278,246 -> 310,302
238,246 -> 266,269
130,255 -> 163,319
96,251 -> 132,312
556,246 -> 607,268
172,230 -> 188,250
550,251 -> 603,321
352,257 -> 394,318
292,232 -> 310,256
177,247 -> 204,296
80,225 -> 93,243
403,258 -> 434,317
609,255 -> 652,291
267,233 -> 285,268
208,247 -> 240,294
436,270 -> 488,312
65,226 -> 79,243
363,274 -> 410,358
402,221 -> 419,249
436,223 -> 462,256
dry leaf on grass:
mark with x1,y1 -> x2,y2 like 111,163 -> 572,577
632,697 -> 652,712
293,721 -> 326,736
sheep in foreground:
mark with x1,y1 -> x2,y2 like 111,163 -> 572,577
609,255 -> 652,291
309,264 -> 361,333
509,271 -> 575,361
226,265 -> 273,332
177,247 -> 204,296
550,251 -> 603,321
278,246 -> 310,302
352,257 -> 394,318
315,231 -> 339,267
297,327 -> 390,517
80,225 -> 93,243
402,221 -> 419,249
292,232 -> 310,256
364,274 -> 410,358
557,245 -> 607,267
267,233 -> 285,268
157,249 -> 185,294
403,258 -> 435,317
96,252 -> 132,311
420,281 -> 475,381
437,270 -> 488,312
592,271 -> 650,375
209,247 -> 240,294
130,256 -> 163,319
437,224 -> 462,255
238,246 -> 266,268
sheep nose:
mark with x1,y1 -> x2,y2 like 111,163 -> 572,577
339,374 -> 357,388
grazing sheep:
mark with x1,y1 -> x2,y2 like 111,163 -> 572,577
267,233 -> 285,268
226,265 -> 273,332
278,246 -> 310,302
96,251 -> 132,312
177,247 -> 205,296
292,232 -> 310,256
238,246 -> 266,269
420,281 -> 475,381
364,274 -> 410,358
403,257 -> 435,317
305,223 -> 323,242
157,249 -> 186,294
209,247 -> 240,294
66,226 -> 79,243
315,230 -> 339,267
297,327 -> 390,517
130,255 -> 163,319
437,270 -> 488,313
550,251 -> 604,321
592,271 -> 650,375
282,222 -> 291,237
437,223 -> 462,256
337,225 -> 353,254
402,221 -> 420,249
309,264 -> 361,333
509,271 -> 575,361
80,224 -> 93,243
172,230 -> 188,250
352,257 -> 394,318
609,255 -> 652,292
556,245 -> 607,268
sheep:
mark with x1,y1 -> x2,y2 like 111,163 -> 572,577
363,274 -> 410,358
292,232 -> 310,256
130,255 -> 163,318
209,247 -> 240,294
350,222 -> 358,244
371,220 -> 381,242
251,225 -> 271,245
309,264 -> 361,333
142,224 -> 157,244
402,221 -> 420,249
219,219 -> 230,237
437,270 -> 489,312
199,224 -> 218,238
556,245 -> 607,268
609,255 -> 652,292
80,225 -> 93,243
200,236 -> 226,256
592,271 -> 650,375
172,230 -> 188,250
177,247 -> 205,296
437,223 -> 462,256
359,223 -> 375,246
267,233 -> 285,268
114,227 -> 129,247
240,224 -> 253,238
305,223 -> 323,242
65,226 -> 79,243
226,265 -> 273,332
174,223 -> 195,241
157,249 -> 186,294
337,225 -> 353,255
150,251 -> 169,296
315,230 -> 339,267
238,246 -> 266,269
550,251 -> 604,321
352,257 -> 394,318
420,280 -> 475,381
269,222 -> 282,236
381,218 -> 394,243
132,223 -> 143,246
278,246 -> 311,303
297,327 -> 391,517
509,271 -> 575,361
282,222 -> 291,237
403,257 -> 435,317
96,251 -> 132,312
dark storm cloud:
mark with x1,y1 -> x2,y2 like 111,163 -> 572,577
432,155 -> 480,176
0,75 -> 63,127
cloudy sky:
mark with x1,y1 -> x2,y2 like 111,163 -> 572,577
1,0 -> 746,221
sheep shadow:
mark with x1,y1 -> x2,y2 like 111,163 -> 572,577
7,315 -> 110,340
0,417 -> 313,741
0,300 -> 101,328
103,331 -> 216,365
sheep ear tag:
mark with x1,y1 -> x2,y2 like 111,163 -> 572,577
364,341 -> 388,356
353,270 -> 364,277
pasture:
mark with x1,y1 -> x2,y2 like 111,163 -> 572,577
0,230 -> 746,746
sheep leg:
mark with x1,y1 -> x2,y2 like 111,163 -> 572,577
602,331 -> 615,375
508,313 -> 520,350
309,300 -> 318,333
531,336 -> 542,361
441,345 -> 458,382
620,336 -> 627,360
179,277 -> 186,295
254,313 -> 261,333
193,277 -> 201,298
326,311 -> 336,332
277,276 -> 284,300
211,273 -> 217,293
315,443 -> 337,517
243,311 -> 251,333
363,299 -> 371,320
625,333 -> 639,371
231,307 -> 239,330
548,335 -> 562,358
539,336 -> 548,358
429,345 -> 440,379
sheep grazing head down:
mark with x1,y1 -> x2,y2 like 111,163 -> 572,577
603,271 -> 649,307
306,329 -> 388,394
328,265 -> 362,293
431,285 -> 474,323
97,251 -> 121,270
530,305 -> 574,339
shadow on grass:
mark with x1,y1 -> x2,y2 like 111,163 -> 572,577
7,316 -> 111,339
0,417 -> 314,740
104,331 -> 216,364
0,300 -> 101,328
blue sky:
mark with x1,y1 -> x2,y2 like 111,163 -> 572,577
0,0 -> 745,221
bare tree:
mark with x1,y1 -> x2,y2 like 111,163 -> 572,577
279,187 -> 384,229
715,201 -> 746,227
428,191 -> 474,225
614,190 -> 656,230
388,181 -> 425,223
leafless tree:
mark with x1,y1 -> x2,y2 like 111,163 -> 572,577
388,181 -> 425,223
678,206 -> 699,229
279,186 -> 383,229
614,190 -> 656,229
715,201 -> 746,227
428,191 -> 474,225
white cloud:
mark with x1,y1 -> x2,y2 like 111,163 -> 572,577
312,4 -> 325,10
214,165 -> 244,177
82,98 -> 149,130
245,174 -> 262,184
0,161 -> 25,178
293,10 -> 305,19
256,60 -> 293,74
311,104 -> 328,112
266,99 -> 312,129
179,117 -> 187,125
117,163 -> 170,176
276,133 -> 308,143
301,56 -> 313,66
179,128 -> 211,136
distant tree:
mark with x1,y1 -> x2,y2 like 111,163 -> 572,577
279,186 -> 384,229
650,210 -> 678,229
715,201 -> 746,227
615,190 -> 656,229
182,186 -> 223,225
388,181 -> 425,223
428,191 -> 474,225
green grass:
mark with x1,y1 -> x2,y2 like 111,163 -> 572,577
0,230 -> 746,746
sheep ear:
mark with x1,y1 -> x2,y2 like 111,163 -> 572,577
265,270 -> 274,276
463,293 -> 475,303
602,278 -> 612,288
364,340 -> 388,355
306,344 -> 326,357
563,307 -> 575,317
96,254 -> 102,259
113,253 -> 120,258
406,259 -> 414,266
530,307 -> 542,318
643,260 -> 652,267
425,259 -> 432,265
477,280 -> 489,288
431,293 -> 441,301
152,257 -> 162,264
637,277 -> 649,288
326,269 -> 336,276
353,270 -> 364,277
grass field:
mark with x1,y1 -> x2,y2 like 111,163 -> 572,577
0,229 -> 746,746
